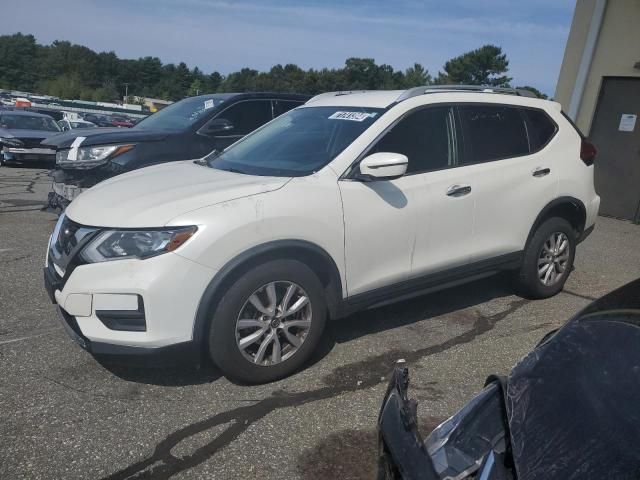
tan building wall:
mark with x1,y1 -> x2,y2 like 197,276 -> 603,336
555,0 -> 640,135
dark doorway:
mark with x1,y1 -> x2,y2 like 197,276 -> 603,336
589,77 -> 640,221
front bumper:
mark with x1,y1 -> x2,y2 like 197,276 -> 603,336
52,180 -> 86,203
3,146 -> 56,163
45,247 -> 217,356
54,305 -> 199,364
47,165 -> 122,209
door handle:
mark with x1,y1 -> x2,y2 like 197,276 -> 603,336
532,167 -> 551,177
446,184 -> 472,197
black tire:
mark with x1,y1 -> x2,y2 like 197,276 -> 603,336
514,217 -> 576,299
208,259 -> 327,384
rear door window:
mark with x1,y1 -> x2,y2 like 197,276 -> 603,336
459,105 -> 529,163
522,108 -> 557,151
215,100 -> 273,136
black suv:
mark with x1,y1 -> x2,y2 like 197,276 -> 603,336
44,92 -> 309,209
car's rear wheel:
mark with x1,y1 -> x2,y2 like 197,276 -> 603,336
514,217 -> 576,299
208,259 -> 327,384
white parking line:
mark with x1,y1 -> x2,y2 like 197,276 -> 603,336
0,330 -> 59,346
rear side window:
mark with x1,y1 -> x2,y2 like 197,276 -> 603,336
523,108 -> 557,151
372,106 -> 455,174
459,105 -> 529,163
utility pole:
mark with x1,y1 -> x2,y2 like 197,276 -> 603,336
123,83 -> 129,103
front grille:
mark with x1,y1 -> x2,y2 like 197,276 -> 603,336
48,214 -> 99,285
18,137 -> 46,148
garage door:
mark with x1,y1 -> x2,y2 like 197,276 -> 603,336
589,77 -> 640,221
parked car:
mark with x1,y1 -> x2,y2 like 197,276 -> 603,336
0,91 -> 13,105
110,114 -> 135,128
43,92 -> 309,209
57,119 -> 98,131
24,107 -> 64,121
378,277 -> 640,480
80,113 -> 114,127
44,86 -> 599,383
0,110 -> 60,165
61,110 -> 84,122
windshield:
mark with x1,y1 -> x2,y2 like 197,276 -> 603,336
0,114 -> 60,132
207,106 -> 383,177
135,95 -> 233,130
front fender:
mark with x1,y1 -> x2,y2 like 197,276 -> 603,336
169,173 -> 346,289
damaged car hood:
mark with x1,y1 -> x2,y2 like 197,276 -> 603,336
64,161 -> 291,228
41,127 -> 175,148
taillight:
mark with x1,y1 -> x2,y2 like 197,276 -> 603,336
580,139 -> 596,166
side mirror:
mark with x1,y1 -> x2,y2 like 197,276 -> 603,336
202,118 -> 235,136
358,152 -> 408,181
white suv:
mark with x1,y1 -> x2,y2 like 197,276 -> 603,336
44,86 -> 600,383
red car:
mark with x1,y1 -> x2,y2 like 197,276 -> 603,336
110,115 -> 135,128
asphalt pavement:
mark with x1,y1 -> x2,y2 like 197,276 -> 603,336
1,166 -> 638,479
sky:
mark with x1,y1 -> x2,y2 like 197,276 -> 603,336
1,0 -> 576,95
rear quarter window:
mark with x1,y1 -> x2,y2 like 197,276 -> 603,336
459,105 -> 529,164
522,108 -> 558,151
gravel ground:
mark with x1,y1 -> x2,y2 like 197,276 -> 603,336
1,166 -> 638,479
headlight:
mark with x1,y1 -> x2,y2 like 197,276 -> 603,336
81,226 -> 197,263
57,144 -> 134,167
0,137 -> 24,147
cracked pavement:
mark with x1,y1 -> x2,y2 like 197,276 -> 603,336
1,167 -> 639,479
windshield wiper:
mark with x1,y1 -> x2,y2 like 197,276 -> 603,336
193,149 -> 222,167
192,158 -> 245,174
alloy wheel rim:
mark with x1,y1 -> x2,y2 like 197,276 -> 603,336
235,281 -> 312,366
538,232 -> 570,286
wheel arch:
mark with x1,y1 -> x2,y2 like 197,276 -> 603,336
192,240 -> 344,348
526,196 -> 587,247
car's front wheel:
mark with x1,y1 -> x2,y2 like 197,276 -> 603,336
208,259 -> 327,384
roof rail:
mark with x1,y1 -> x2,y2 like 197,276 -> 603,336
395,85 -> 539,102
306,90 -> 372,103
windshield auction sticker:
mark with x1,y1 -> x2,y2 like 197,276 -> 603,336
328,111 -> 377,122
204,99 -> 215,109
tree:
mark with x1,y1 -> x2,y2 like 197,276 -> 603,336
438,44 -> 512,87
0,33 -> 525,104
344,58 -> 382,90
207,72 -> 223,92
403,63 -> 432,88
220,68 -> 260,92
0,33 -> 38,90
92,80 -> 119,102
43,73 -> 84,99
188,78 -> 203,96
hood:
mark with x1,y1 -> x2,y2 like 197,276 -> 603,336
41,127 -> 176,148
65,161 -> 291,227
0,128 -> 61,140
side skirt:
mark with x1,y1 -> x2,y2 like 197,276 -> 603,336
337,251 -> 523,318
